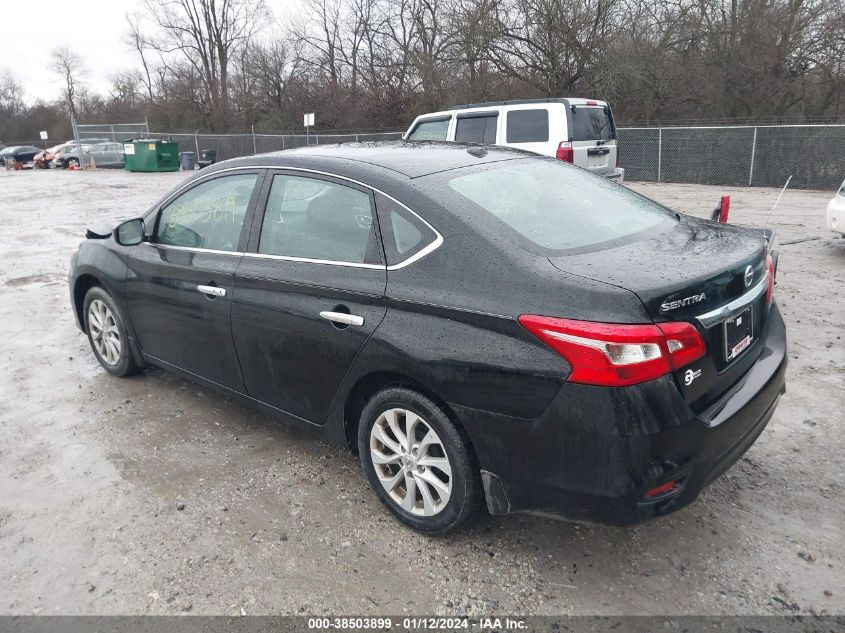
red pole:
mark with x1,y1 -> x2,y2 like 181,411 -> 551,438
718,195 -> 731,223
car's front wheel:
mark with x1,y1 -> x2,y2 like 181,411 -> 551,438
83,287 -> 140,377
66,158 -> 79,168
359,387 -> 481,534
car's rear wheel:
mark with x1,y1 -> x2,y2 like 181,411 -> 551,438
358,387 -> 480,534
83,287 -> 140,377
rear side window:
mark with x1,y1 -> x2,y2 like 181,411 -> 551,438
506,110 -> 549,143
156,173 -> 257,251
408,118 -> 450,141
455,114 -> 497,144
375,193 -> 438,266
570,107 -> 614,141
258,174 -> 381,265
435,159 -> 674,254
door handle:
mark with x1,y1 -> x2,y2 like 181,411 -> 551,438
197,284 -> 226,298
320,311 -> 364,326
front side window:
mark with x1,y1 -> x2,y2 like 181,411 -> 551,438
155,173 -> 257,251
426,158 -> 674,254
408,118 -> 450,141
455,114 -> 498,144
506,109 -> 549,143
258,174 -> 381,265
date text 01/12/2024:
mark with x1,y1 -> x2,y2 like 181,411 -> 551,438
306,617 -> 528,630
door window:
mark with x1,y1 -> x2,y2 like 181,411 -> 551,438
407,118 -> 450,141
258,174 -> 381,265
155,173 -> 257,251
455,114 -> 498,144
506,109 -> 550,143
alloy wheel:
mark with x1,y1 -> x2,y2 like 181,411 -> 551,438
369,408 -> 453,516
88,299 -> 121,365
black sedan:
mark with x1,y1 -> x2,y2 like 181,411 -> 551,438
69,143 -> 786,533
1,145 -> 42,169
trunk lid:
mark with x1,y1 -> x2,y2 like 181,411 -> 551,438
549,215 -> 770,411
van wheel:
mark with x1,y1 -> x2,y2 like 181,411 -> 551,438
358,387 -> 480,534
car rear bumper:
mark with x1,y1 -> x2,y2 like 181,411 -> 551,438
605,167 -> 624,182
456,302 -> 787,526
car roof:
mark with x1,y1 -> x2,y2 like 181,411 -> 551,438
412,98 -> 609,119
226,141 -> 532,179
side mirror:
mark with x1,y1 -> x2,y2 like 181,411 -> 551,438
115,218 -> 146,246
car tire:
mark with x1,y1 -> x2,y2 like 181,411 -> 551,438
66,158 -> 79,168
83,286 -> 140,377
358,387 -> 481,534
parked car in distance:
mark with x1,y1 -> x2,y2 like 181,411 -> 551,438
827,180 -> 845,236
198,148 -> 218,168
70,142 -> 785,534
56,142 -> 125,169
405,98 -> 624,181
34,142 -> 75,168
1,145 -> 42,169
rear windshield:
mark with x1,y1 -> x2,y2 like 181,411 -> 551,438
570,106 -> 614,141
426,159 -> 674,254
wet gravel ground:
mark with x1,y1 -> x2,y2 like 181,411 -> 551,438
0,169 -> 843,616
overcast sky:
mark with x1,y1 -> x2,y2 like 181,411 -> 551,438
2,0 -> 289,104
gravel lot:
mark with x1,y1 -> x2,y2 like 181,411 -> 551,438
0,167 -> 842,616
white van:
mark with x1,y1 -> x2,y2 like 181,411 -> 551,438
404,98 -> 624,181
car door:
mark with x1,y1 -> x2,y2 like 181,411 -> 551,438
231,170 -> 387,424
125,169 -> 264,391
89,143 -> 109,166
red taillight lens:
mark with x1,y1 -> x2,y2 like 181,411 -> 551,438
518,316 -> 706,387
556,142 -> 573,162
615,146 -> 620,168
765,254 -> 774,304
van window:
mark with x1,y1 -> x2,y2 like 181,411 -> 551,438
408,118 -> 450,141
570,107 -> 614,141
506,110 -> 549,143
455,114 -> 498,144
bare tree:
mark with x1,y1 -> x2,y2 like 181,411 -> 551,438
50,46 -> 89,117
138,0 -> 268,126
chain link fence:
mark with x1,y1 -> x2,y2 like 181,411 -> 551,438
134,124 -> 844,190
147,130 -> 404,163
75,122 -> 150,142
617,124 -> 845,190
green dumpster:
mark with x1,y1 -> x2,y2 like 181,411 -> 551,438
123,139 -> 180,172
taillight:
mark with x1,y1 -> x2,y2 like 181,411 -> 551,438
615,145 -> 620,168
518,315 -> 706,387
765,254 -> 775,304
556,142 -> 573,163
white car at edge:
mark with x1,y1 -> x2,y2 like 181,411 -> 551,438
828,180 -> 845,236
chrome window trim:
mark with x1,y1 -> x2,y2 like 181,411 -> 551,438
143,164 -> 444,270
142,243 -> 243,257
241,251 -> 385,269
695,272 -> 769,329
